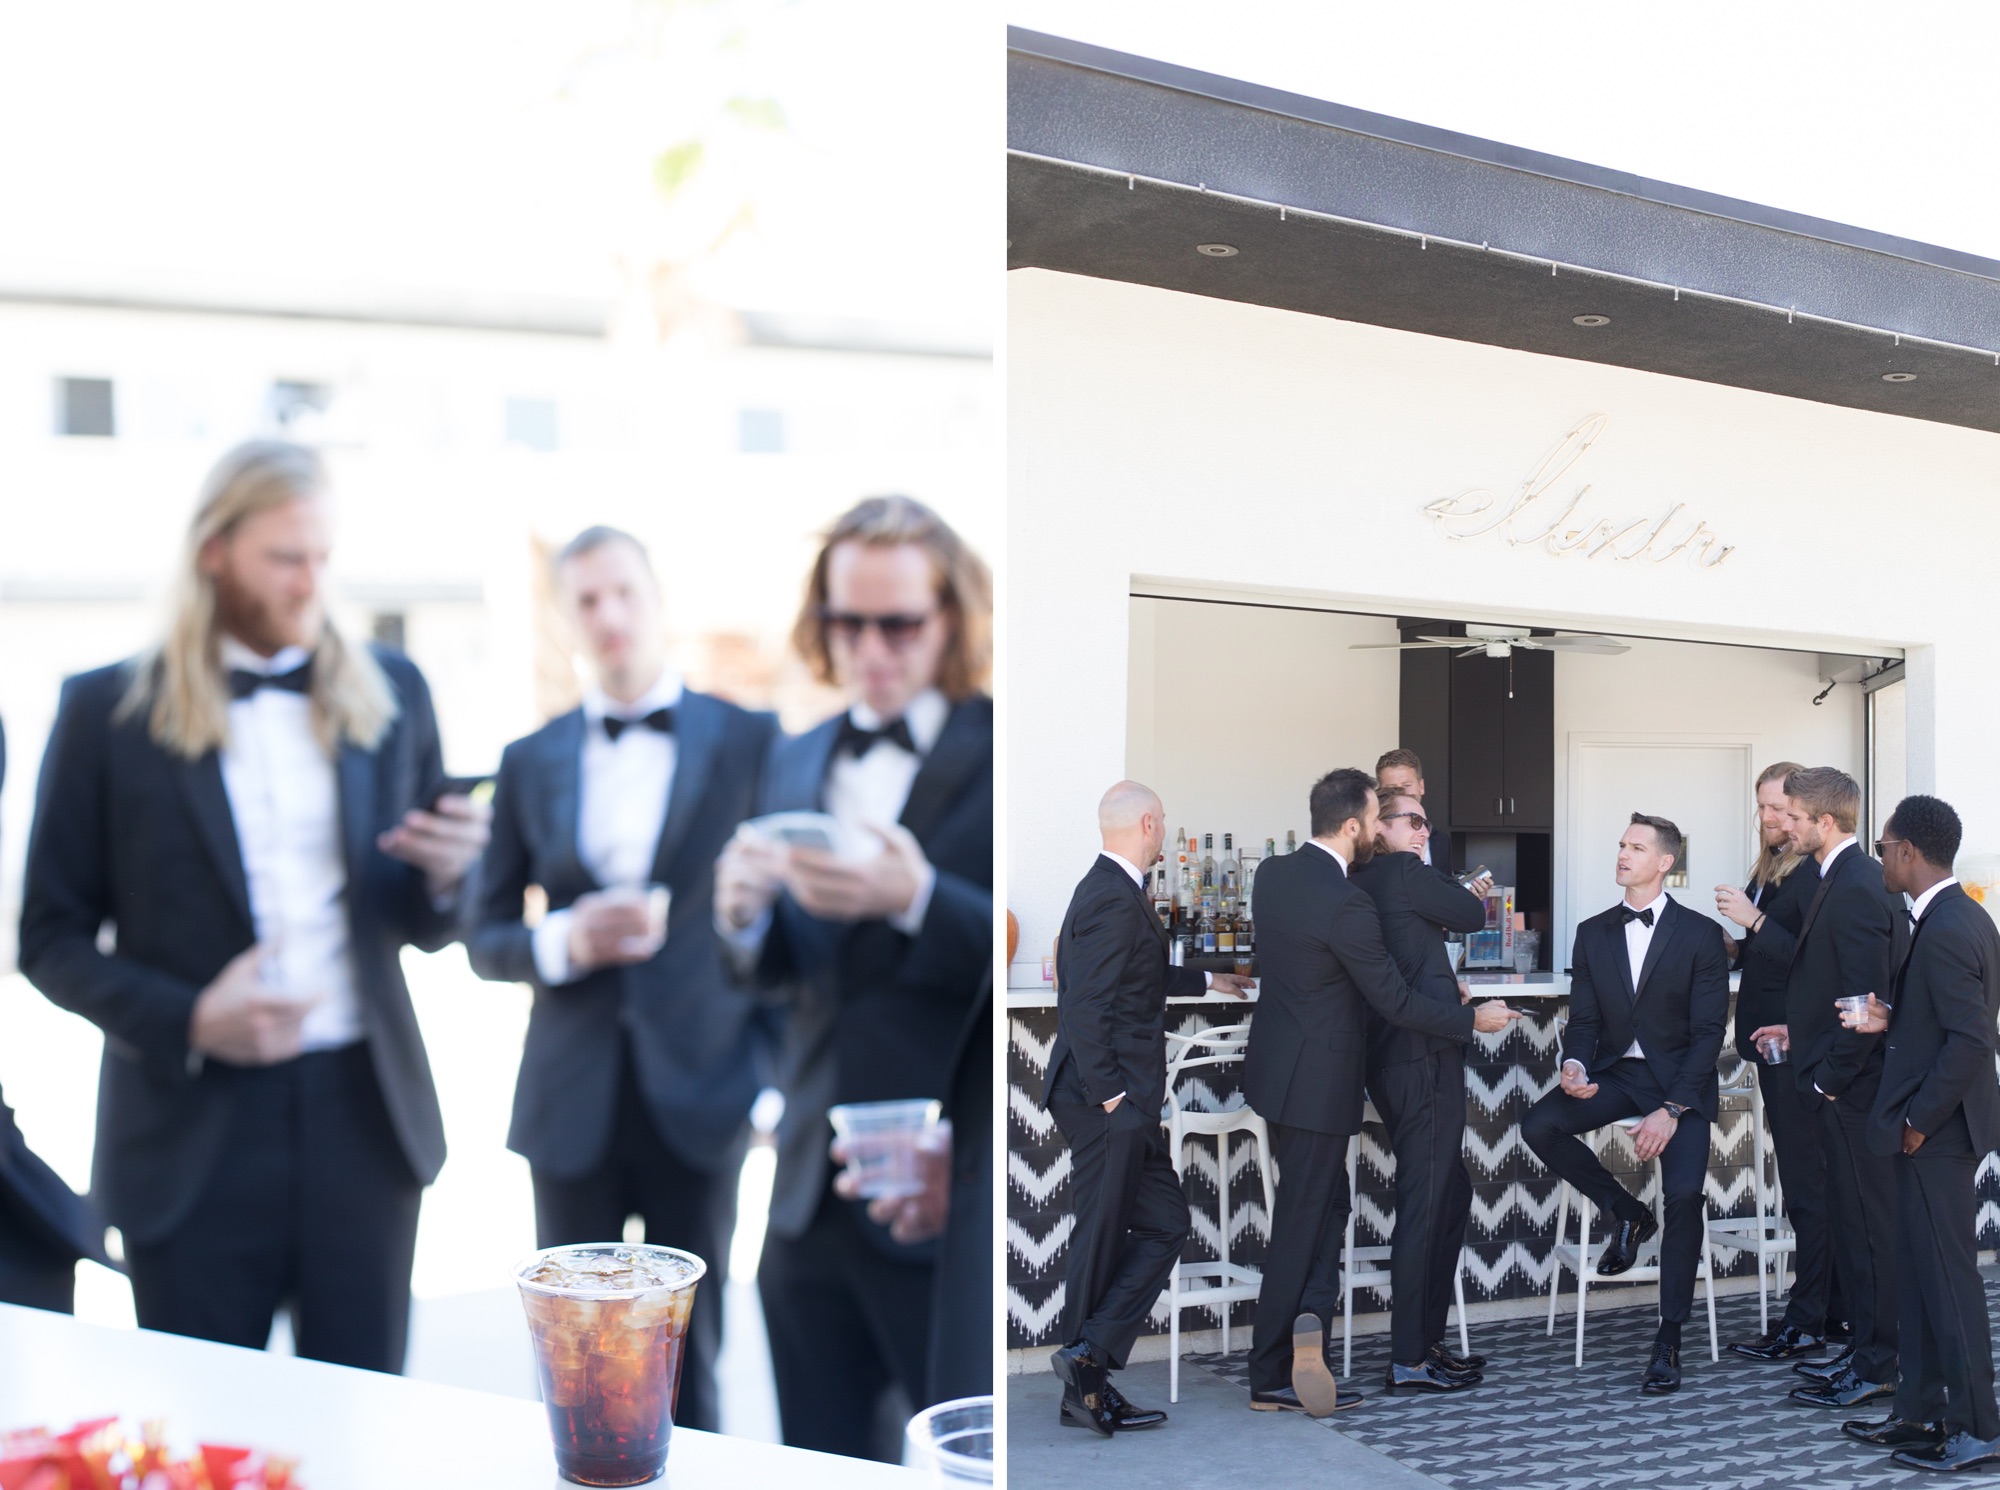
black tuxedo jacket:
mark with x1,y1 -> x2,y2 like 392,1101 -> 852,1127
1730,859 -> 1817,1062
1869,885 -> 2000,1158
17,650 -> 463,1245
734,696 -> 991,1249
1783,844 -> 1905,1100
0,717 -> 109,1269
1561,896 -> 1729,1118
1045,855 -> 1205,1112
1351,850 -> 1487,1069
1243,846 -> 1474,1136
466,691 -> 779,1179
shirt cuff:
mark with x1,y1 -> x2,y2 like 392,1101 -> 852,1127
533,910 -> 581,986
1561,1058 -> 1588,1080
1203,971 -> 1214,989
889,859 -> 938,937
719,904 -> 774,956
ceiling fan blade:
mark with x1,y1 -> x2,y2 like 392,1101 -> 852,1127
1347,640 -> 1467,650
1529,635 -> 1631,654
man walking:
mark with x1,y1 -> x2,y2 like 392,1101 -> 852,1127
1520,813 -> 1727,1395
19,441 -> 489,1371
1244,768 -> 1516,1415
1042,781 -> 1250,1436
1839,795 -> 2000,1471
468,526 -> 777,1432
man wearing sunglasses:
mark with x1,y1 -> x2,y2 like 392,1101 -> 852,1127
715,495 -> 992,1461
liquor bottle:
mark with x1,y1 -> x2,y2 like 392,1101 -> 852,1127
1216,898 -> 1236,954
1201,833 -> 1217,896
1174,826 -> 1189,896
1220,833 -> 1238,899
1198,897 -> 1218,956
1238,902 -> 1255,956
1176,848 -> 1196,924
1151,863 -> 1172,929
1285,829 -> 1298,855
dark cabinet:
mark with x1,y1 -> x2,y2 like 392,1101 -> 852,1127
1449,648 -> 1552,829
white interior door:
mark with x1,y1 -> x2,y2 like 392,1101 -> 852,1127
1563,737 -> 1754,968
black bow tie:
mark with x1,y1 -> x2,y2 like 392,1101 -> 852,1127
603,708 -> 674,742
1621,905 -> 1656,927
836,714 -> 917,760
227,659 -> 313,700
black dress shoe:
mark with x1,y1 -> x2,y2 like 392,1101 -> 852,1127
1794,1345 -> 1857,1382
1253,1385 -> 1367,1414
1059,1380 -> 1168,1432
1894,1430 -> 2000,1471
1428,1342 -> 1487,1376
1729,1323 -> 1827,1361
1049,1341 -> 1114,1438
1641,1342 -> 1681,1395
1288,1313 -> 1341,1417
1789,1368 -> 1895,1409
1595,1212 -> 1659,1276
1842,1415 -> 1947,1448
1385,1359 -> 1480,1394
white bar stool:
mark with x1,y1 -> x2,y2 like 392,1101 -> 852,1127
1340,1099 -> 1475,1377
1704,1054 -> 1793,1334
1543,1115 -> 1720,1367
1160,1024 -> 1274,1403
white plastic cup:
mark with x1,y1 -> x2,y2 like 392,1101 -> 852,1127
829,1099 -> 941,1200
905,1395 -> 993,1485
1836,994 -> 1869,1018
1761,1036 -> 1788,1065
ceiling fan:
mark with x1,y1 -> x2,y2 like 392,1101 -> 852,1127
1350,623 -> 1631,658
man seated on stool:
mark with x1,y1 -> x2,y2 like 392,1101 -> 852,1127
1521,813 -> 1727,1395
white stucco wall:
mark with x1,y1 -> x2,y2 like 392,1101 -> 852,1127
1007,267 -> 2000,983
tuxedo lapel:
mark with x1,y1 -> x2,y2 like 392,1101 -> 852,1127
649,692 -> 720,886
898,698 -> 991,844
1603,915 -> 1637,1006
542,711 -> 592,892
796,716 -> 842,812
1634,901 -> 1684,1000
1120,864 -> 1169,949
1790,855 -> 1840,966
176,753 -> 254,934
334,741 -> 375,913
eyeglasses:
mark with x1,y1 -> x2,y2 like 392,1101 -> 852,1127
819,608 -> 937,649
1382,812 -> 1430,832
1874,838 -> 1906,856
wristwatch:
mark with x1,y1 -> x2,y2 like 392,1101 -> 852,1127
1662,1102 -> 1688,1121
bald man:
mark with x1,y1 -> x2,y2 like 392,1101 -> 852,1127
1043,781 -> 1251,1437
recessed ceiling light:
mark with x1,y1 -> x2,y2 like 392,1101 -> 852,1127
1882,371 -> 1917,383
1196,243 -> 1238,257
1572,314 -> 1611,327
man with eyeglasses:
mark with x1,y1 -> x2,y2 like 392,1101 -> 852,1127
715,495 -> 992,1461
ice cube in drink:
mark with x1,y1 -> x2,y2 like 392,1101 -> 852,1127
516,1244 -> 706,1486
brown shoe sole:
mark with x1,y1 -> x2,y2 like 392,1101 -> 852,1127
1290,1314 -> 1341,1417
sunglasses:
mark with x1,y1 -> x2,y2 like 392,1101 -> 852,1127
819,608 -> 936,649
1874,837 -> 1905,856
1382,811 -> 1430,832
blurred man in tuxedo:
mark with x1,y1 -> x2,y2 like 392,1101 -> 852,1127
1777,767 -> 1903,1412
714,496 -> 990,1460
0,716 -> 111,1312
467,526 -> 777,1432
1042,781 -> 1251,1437
1838,795 -> 2000,1470
1521,813 -> 1727,1395
18,442 -> 489,1371
1353,786 -> 1490,1392
1719,761 -> 1848,1362
1245,768 -> 1517,1415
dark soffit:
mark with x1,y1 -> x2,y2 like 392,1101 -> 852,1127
1007,28 -> 2000,435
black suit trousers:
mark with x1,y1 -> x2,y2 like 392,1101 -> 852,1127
1249,1121 -> 1351,1392
1753,1056 -> 1839,1333
1817,1082 -> 1899,1383
125,1045 -> 420,1373
530,1038 -> 745,1436
1368,1047 -> 1471,1361
1520,1060 -> 1710,1326
1049,1096 -> 1188,1372
1891,1123 -> 1997,1436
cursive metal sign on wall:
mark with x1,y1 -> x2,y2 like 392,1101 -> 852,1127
1422,415 -> 1736,568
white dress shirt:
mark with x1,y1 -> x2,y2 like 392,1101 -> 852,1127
824,688 -> 947,935
532,672 -> 684,986
1619,889 -> 1670,1060
218,638 -> 361,1051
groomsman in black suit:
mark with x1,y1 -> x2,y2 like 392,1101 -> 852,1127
1521,813 -> 1728,1395
467,526 -> 777,1433
1244,769 -> 1517,1415
1717,761 -> 1847,1361
715,496 -> 991,1461
0,716 -> 112,1312
1777,766 -> 1904,1411
1838,795 -> 2000,1470
1042,781 -> 1251,1436
18,442 -> 490,1371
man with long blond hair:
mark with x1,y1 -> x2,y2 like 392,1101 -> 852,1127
716,494 -> 991,1459
18,440 -> 490,1374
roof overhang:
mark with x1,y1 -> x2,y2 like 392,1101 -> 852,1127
1008,29 -> 2000,435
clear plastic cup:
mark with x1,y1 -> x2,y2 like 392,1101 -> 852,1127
1836,994 -> 1870,1018
905,1396 -> 994,1485
515,1243 -> 706,1486
828,1099 -> 942,1199
1761,1035 -> 1788,1065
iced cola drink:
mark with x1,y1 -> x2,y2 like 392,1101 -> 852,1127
516,1243 -> 707,1486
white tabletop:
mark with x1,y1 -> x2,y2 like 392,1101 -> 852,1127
0,1303 -> 924,1489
